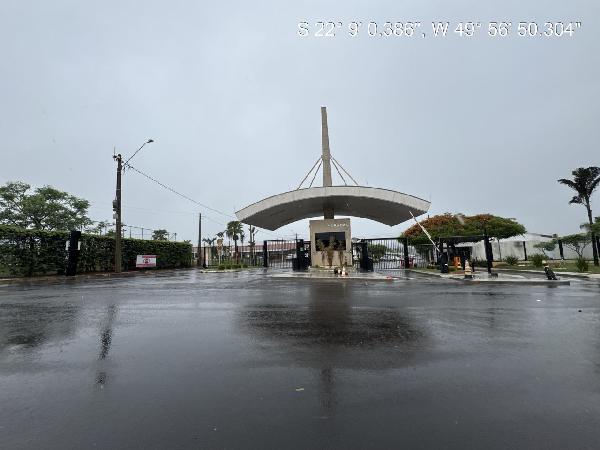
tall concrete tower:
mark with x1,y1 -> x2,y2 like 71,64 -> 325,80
321,107 -> 334,218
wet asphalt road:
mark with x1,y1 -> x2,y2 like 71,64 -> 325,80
1,270 -> 600,450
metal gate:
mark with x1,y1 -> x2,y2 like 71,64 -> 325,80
352,238 -> 436,271
262,239 -> 310,269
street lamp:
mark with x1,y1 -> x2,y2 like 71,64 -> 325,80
124,139 -> 154,167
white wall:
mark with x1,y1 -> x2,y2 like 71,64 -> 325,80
466,238 -> 595,261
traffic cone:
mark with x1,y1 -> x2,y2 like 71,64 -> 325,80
464,260 -> 473,279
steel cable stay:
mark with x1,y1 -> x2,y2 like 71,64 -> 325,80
331,158 -> 347,185
308,160 -> 323,188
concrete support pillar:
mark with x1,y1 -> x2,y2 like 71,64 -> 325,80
323,205 -> 334,219
558,240 -> 564,260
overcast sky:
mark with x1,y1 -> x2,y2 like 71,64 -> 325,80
1,0 -> 599,243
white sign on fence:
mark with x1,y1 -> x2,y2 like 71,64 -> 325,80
136,255 -> 157,268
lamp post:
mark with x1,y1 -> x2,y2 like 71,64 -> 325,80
113,139 -> 154,273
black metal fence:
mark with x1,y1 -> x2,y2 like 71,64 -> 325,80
262,239 -> 298,269
200,239 -> 310,269
200,243 -> 263,268
199,237 -> 437,271
352,238 -> 436,271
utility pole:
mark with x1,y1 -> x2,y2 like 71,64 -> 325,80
113,153 -> 123,273
197,212 -> 202,267
111,139 -> 154,274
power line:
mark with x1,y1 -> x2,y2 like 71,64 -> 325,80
123,162 -> 286,239
88,201 -> 245,234
125,162 -> 235,220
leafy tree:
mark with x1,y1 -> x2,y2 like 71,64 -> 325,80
0,181 -> 92,231
402,213 -> 526,245
560,233 -> 591,259
465,214 -> 526,237
558,167 -> 600,266
533,240 -> 556,257
152,229 -> 169,241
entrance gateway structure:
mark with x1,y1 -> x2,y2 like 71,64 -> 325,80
235,107 -> 431,269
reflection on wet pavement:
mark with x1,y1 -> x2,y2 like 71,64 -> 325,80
1,271 -> 600,449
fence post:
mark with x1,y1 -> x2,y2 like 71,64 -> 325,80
263,240 -> 268,268
359,240 -> 368,271
484,235 -> 493,274
558,239 -> 564,260
402,238 -> 410,268
523,241 -> 527,261
439,239 -> 449,273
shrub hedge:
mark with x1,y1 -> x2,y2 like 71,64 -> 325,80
530,254 -> 545,268
0,225 -> 192,277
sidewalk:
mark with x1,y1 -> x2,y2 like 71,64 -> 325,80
0,268 -> 195,285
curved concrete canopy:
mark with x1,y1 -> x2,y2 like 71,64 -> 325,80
235,186 -> 430,230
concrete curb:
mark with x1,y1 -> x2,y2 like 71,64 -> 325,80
406,269 -> 570,286
494,268 -> 595,280
456,278 -> 570,286
405,269 -> 445,278
269,272 -> 394,281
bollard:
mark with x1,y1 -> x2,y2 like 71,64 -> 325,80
544,265 -> 557,280
65,230 -> 81,276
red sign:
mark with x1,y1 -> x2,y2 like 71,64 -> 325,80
136,255 -> 157,268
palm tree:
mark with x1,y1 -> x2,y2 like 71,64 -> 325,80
239,228 -> 246,263
216,232 -> 225,263
248,225 -> 258,265
202,237 -> 216,246
202,237 -> 216,261
558,167 -> 600,266
225,221 -> 243,261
